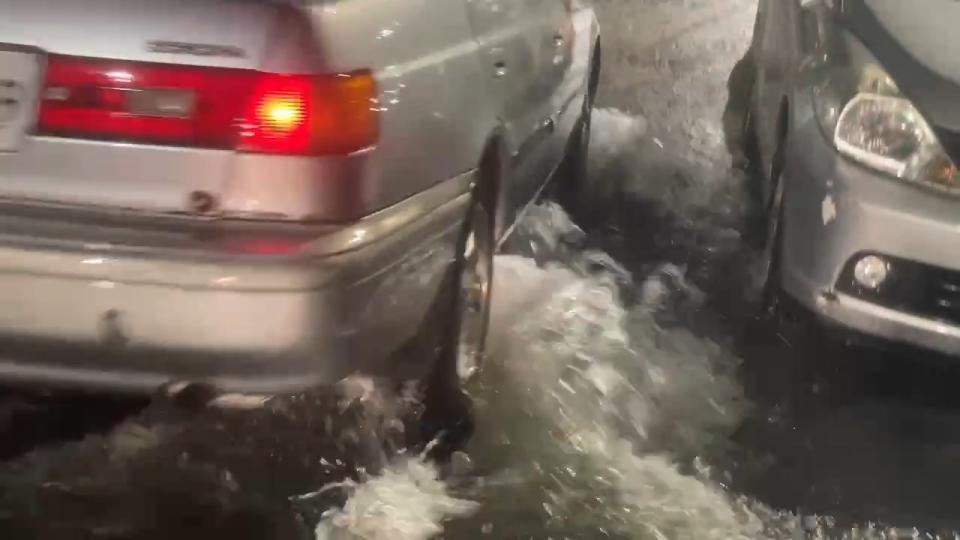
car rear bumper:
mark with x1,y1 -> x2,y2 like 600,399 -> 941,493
0,172 -> 473,394
779,103 -> 960,356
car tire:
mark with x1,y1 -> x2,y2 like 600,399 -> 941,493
453,193 -> 496,383
417,183 -> 495,459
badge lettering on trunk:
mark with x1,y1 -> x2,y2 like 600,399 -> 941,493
146,41 -> 246,58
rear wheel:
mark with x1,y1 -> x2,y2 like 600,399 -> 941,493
418,179 -> 495,458
455,196 -> 495,382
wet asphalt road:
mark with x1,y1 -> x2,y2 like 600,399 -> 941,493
3,0 -> 960,537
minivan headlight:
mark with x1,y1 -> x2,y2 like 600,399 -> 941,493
813,35 -> 959,188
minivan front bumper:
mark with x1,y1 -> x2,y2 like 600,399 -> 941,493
0,172 -> 473,394
780,106 -> 960,356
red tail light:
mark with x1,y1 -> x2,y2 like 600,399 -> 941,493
37,55 -> 379,156
239,75 -> 313,154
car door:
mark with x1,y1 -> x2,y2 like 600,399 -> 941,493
463,0 -> 570,227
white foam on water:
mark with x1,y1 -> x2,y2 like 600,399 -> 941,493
315,457 -> 478,540
461,236 -> 787,539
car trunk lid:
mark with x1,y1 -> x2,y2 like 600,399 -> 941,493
0,0 -> 275,70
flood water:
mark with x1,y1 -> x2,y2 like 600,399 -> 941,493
316,0 -> 960,536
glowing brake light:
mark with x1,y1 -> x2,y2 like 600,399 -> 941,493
238,71 -> 380,155
239,75 -> 312,154
263,97 -> 304,129
37,55 -> 379,156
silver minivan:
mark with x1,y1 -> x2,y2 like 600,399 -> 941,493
0,0 -> 601,400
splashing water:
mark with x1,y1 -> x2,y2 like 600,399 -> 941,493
320,207 -> 785,539
315,456 -> 478,540
444,199 -> 791,540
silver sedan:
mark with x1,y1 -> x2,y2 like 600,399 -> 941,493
747,0 -> 960,356
0,0 -> 601,401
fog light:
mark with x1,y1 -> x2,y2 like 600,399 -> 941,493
854,255 -> 889,289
